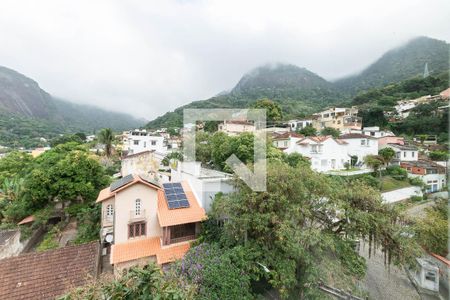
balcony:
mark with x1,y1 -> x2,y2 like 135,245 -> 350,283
129,209 -> 146,221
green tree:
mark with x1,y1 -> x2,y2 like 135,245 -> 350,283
211,161 -> 420,297
320,127 -> 340,138
61,263 -> 193,299
429,150 -> 448,161
415,198 -> 448,256
283,152 -> 310,168
298,125 -> 317,136
252,98 -> 283,123
364,155 -> 384,177
98,128 -> 114,157
50,134 -> 83,147
21,144 -> 110,216
0,151 -> 33,184
378,147 -> 396,166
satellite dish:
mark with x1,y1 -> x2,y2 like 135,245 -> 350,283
105,234 -> 113,243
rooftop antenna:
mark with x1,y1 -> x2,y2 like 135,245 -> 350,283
423,63 -> 429,78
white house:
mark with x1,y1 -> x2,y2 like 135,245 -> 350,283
171,161 -> 234,212
290,136 -> 349,172
272,132 -> 305,153
124,129 -> 166,155
287,119 -> 312,132
218,120 -> 255,136
380,143 -> 418,162
348,126 -> 394,138
339,133 -> 378,165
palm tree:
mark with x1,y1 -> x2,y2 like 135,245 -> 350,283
98,128 -> 114,157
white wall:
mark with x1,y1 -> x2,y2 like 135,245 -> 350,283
409,173 -> 447,193
381,186 -> 422,203
341,138 -> 378,164
292,138 -> 349,172
126,133 -> 166,155
113,183 -> 161,244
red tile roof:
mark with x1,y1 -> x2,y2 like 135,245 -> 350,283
273,132 -> 304,140
0,242 -> 99,300
339,133 -> 375,139
96,175 -> 162,202
157,182 -> 206,227
18,215 -> 35,225
296,135 -> 347,145
111,237 -> 191,265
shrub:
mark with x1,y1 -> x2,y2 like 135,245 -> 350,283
37,226 -> 60,252
410,196 -> 423,203
409,177 -> 424,187
386,165 -> 408,180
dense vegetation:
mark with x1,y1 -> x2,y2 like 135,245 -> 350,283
0,66 -> 143,148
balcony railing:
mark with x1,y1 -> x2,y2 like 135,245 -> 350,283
170,235 -> 196,244
129,209 -> 146,221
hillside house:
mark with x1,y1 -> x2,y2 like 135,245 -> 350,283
218,120 -> 255,136
380,143 -> 418,162
287,119 -> 312,131
400,160 -> 447,193
290,136 -> 349,172
124,129 -> 166,155
311,107 -> 361,132
349,126 -> 394,138
377,135 -> 405,147
272,132 -> 305,153
339,133 -> 378,164
97,175 -> 206,274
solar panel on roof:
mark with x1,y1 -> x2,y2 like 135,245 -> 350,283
110,174 -> 134,192
163,182 -> 190,210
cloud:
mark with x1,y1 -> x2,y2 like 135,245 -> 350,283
0,0 -> 449,119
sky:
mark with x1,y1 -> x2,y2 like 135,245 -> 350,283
0,0 -> 449,120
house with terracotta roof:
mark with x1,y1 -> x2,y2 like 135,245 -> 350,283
272,132 -> 305,153
339,133 -> 378,164
290,136 -> 349,172
96,174 -> 206,274
0,241 -> 100,300
218,120 -> 255,136
400,160 -> 447,193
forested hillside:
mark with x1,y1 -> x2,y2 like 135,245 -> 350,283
0,66 -> 143,148
146,36 -> 449,129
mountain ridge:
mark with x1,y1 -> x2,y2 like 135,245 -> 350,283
146,36 -> 449,129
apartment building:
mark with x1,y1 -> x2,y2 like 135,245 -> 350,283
218,120 -> 255,136
124,129 -> 166,155
311,107 -> 361,132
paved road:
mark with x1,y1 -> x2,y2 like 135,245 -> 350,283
359,241 -> 420,300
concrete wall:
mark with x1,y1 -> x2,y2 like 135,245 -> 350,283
121,152 -> 161,177
381,186 -> 423,203
341,137 -> 378,163
0,230 -> 23,259
292,138 -> 349,172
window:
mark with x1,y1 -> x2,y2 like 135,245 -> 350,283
412,151 -> 415,157
133,140 -> 139,145
128,222 -> 146,238
106,204 -> 114,218
360,140 -> 366,146
135,199 -> 141,215
144,141 -> 146,148
283,141 -> 288,147
403,152 -> 406,158
171,223 -> 196,241
151,140 -> 156,146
